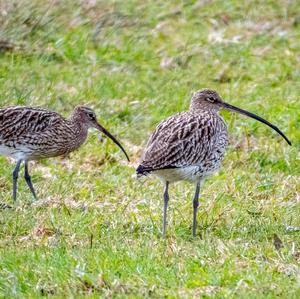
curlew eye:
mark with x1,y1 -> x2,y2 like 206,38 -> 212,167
88,113 -> 95,119
206,97 -> 215,103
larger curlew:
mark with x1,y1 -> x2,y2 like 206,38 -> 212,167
0,105 -> 129,201
136,89 -> 291,238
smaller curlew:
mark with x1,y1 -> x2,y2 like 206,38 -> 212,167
0,105 -> 129,201
136,89 -> 291,238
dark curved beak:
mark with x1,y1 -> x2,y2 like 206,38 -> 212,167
95,122 -> 130,162
221,102 -> 291,146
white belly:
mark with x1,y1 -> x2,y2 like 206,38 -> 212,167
153,165 -> 220,183
0,144 -> 29,160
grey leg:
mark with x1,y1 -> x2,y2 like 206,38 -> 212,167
192,181 -> 201,237
24,161 -> 37,200
12,160 -> 23,201
162,181 -> 170,239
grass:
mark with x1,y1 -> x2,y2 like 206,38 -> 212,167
0,0 -> 299,297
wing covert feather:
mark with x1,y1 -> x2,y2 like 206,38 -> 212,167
0,107 -> 66,141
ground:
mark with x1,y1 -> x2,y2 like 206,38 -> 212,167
0,0 -> 299,297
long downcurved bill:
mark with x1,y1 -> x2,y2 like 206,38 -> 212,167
221,102 -> 291,145
95,123 -> 130,161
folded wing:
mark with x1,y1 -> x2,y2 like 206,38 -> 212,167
138,111 -> 227,174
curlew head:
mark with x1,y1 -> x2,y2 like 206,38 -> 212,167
190,89 -> 291,145
73,106 -> 130,161
190,89 -> 224,111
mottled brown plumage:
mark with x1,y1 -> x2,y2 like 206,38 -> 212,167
137,89 -> 291,238
139,108 -> 227,181
0,105 -> 129,201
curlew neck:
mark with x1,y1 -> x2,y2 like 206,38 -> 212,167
67,108 -> 89,150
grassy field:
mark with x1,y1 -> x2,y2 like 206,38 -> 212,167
0,0 -> 299,297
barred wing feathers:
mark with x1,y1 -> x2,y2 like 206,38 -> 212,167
138,111 -> 227,174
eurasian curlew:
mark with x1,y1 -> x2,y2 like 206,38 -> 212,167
136,89 -> 291,238
0,105 -> 129,201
